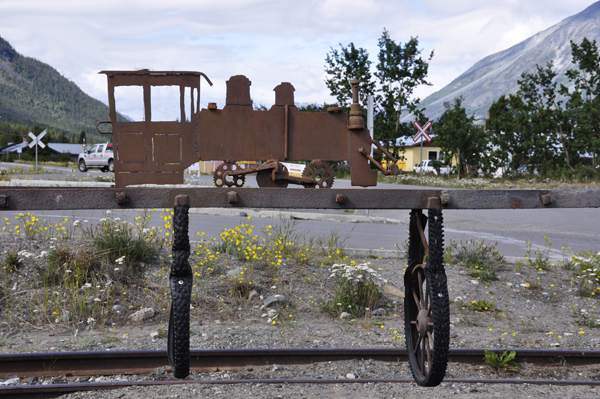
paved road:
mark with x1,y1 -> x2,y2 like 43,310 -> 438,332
0,163 -> 597,259
0,207 -> 596,260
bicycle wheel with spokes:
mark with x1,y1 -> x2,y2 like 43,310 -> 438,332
404,208 -> 449,387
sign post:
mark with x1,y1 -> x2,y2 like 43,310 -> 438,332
412,121 -> 432,177
28,130 -> 47,172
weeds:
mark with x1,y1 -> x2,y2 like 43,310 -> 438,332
467,299 -> 498,312
3,248 -> 20,273
39,244 -> 99,287
445,239 -> 504,282
322,262 -> 383,318
521,238 -> 553,270
156,325 -> 168,338
216,220 -> 259,262
85,212 -> 161,277
572,306 -> 600,328
484,350 -> 519,372
570,250 -> 600,298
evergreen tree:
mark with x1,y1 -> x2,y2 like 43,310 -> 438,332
435,97 -> 491,176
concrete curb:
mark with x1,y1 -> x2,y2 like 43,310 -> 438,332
7,179 -> 113,187
188,207 -> 403,225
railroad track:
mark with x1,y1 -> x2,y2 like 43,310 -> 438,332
1,348 -> 600,397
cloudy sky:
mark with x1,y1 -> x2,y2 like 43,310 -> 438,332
0,0 -> 597,120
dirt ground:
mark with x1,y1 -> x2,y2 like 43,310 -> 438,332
1,225 -> 600,397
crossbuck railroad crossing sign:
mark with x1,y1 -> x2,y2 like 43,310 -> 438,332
28,130 -> 46,149
28,129 -> 46,171
413,121 -> 432,143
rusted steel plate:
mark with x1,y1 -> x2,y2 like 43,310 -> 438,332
100,70 -> 212,188
100,71 -> 377,188
0,187 -> 598,211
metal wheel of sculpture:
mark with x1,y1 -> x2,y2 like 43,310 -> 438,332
256,163 -> 289,188
404,208 -> 449,386
213,162 -> 245,187
302,161 -> 334,188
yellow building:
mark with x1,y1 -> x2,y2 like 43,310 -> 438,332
382,136 -> 444,172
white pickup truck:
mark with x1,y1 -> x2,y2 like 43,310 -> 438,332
413,159 -> 454,175
78,142 -> 114,172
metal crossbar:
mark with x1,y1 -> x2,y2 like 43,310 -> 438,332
0,187 -> 597,211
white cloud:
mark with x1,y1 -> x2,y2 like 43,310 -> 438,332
0,0 -> 596,113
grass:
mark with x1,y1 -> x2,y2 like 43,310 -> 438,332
0,165 -> 50,175
84,212 -> 162,280
38,244 -> 99,287
445,239 -> 504,282
379,171 -> 600,190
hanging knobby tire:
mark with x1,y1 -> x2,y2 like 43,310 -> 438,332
404,208 -> 450,387
167,199 -> 193,379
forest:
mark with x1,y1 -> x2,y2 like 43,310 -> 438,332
324,30 -> 600,179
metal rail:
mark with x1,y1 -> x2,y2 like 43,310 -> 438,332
2,377 -> 600,399
2,348 -> 599,378
0,187 -> 597,210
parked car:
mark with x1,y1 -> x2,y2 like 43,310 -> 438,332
413,160 -> 454,175
517,164 -> 540,176
78,143 -> 114,172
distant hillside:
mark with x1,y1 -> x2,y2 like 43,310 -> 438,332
0,35 -> 122,138
417,1 -> 600,121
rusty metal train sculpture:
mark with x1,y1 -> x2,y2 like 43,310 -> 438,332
97,70 -> 398,188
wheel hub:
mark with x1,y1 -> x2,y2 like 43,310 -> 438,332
416,309 -> 429,336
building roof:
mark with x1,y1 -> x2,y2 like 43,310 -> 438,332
47,143 -> 85,155
1,142 -> 28,153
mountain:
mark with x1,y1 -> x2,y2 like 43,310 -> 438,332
0,35 -> 119,138
417,1 -> 600,122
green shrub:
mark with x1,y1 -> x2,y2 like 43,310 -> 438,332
577,166 -> 598,180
